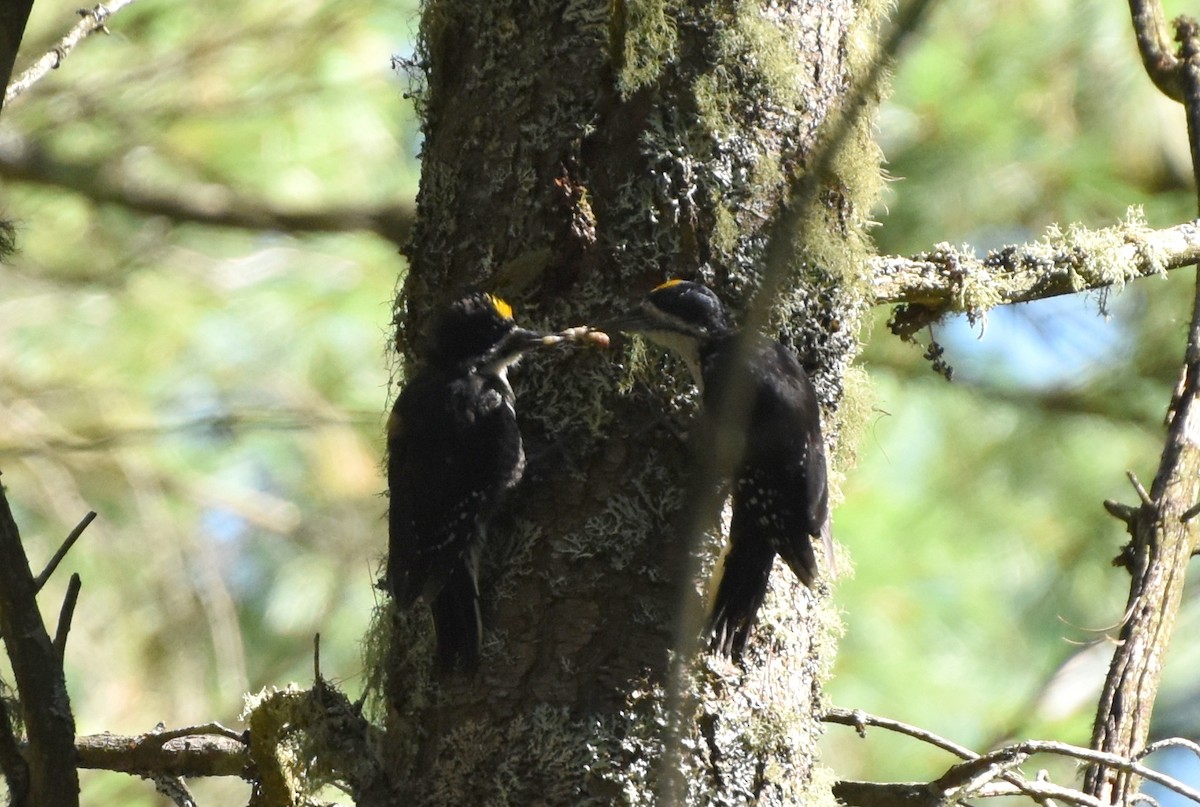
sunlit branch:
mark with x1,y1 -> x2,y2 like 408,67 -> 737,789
872,217 -> 1200,314
75,727 -> 249,778
4,2 -> 140,107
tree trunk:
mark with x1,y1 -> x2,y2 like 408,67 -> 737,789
384,1 -> 883,802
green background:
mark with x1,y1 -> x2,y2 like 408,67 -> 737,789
1,0 -> 1196,803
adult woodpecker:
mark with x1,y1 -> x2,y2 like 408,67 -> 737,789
387,292 -> 585,672
605,279 -> 833,659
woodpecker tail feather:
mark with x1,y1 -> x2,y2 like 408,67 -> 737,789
707,536 -> 776,659
430,561 -> 482,672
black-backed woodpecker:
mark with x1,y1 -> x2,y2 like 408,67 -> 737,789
387,292 -> 567,672
605,279 -> 833,659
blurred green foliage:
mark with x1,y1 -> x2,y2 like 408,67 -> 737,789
825,0 -> 1200,787
2,0 -> 418,803
1,0 -> 1198,804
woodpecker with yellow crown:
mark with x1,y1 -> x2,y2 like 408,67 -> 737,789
387,292 -> 586,672
604,279 -> 833,659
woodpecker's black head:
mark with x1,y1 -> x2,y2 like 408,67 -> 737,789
602,280 -> 731,386
605,279 -> 730,340
425,292 -> 552,373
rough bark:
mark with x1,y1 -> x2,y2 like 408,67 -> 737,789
384,1 -> 883,803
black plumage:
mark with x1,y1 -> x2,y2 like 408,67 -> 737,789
606,280 -> 832,659
387,293 -> 551,671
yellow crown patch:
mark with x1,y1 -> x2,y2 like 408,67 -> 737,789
487,294 -> 514,320
654,279 -> 685,291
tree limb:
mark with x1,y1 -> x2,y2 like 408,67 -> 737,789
0,480 -> 79,806
35,512 -> 95,592
1083,10 -> 1200,803
872,216 -> 1200,331
75,728 -> 249,778
0,133 -> 414,246
1128,0 -> 1183,101
52,573 -> 81,658
4,2 -> 139,107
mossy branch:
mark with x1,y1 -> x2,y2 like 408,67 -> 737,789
871,214 -> 1200,332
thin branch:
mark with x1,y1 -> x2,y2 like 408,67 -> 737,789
823,707 -> 977,760
954,778 -> 1111,807
4,2 -> 139,107
35,512 -> 96,592
52,573 -> 81,658
141,722 -> 246,745
1129,0 -> 1184,100
824,707 -> 1200,806
1137,736 -> 1200,763
1128,470 -> 1155,508
985,741 -> 1200,804
0,133 -> 414,245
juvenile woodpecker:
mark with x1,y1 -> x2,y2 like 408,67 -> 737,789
387,292 -> 569,672
605,279 -> 833,659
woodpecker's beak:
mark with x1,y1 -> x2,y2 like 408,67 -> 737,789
508,327 -> 559,351
480,327 -> 558,372
596,308 -> 655,335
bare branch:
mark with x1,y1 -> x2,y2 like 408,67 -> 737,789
35,512 -> 96,592
1129,0 -> 1184,100
4,2 -> 139,107
75,728 -> 249,778
0,133 -> 414,245
0,482 -> 79,806
52,573 -> 81,658
825,707 -> 1200,806
822,707 -> 977,760
1128,470 -> 1155,508
1138,736 -> 1200,763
